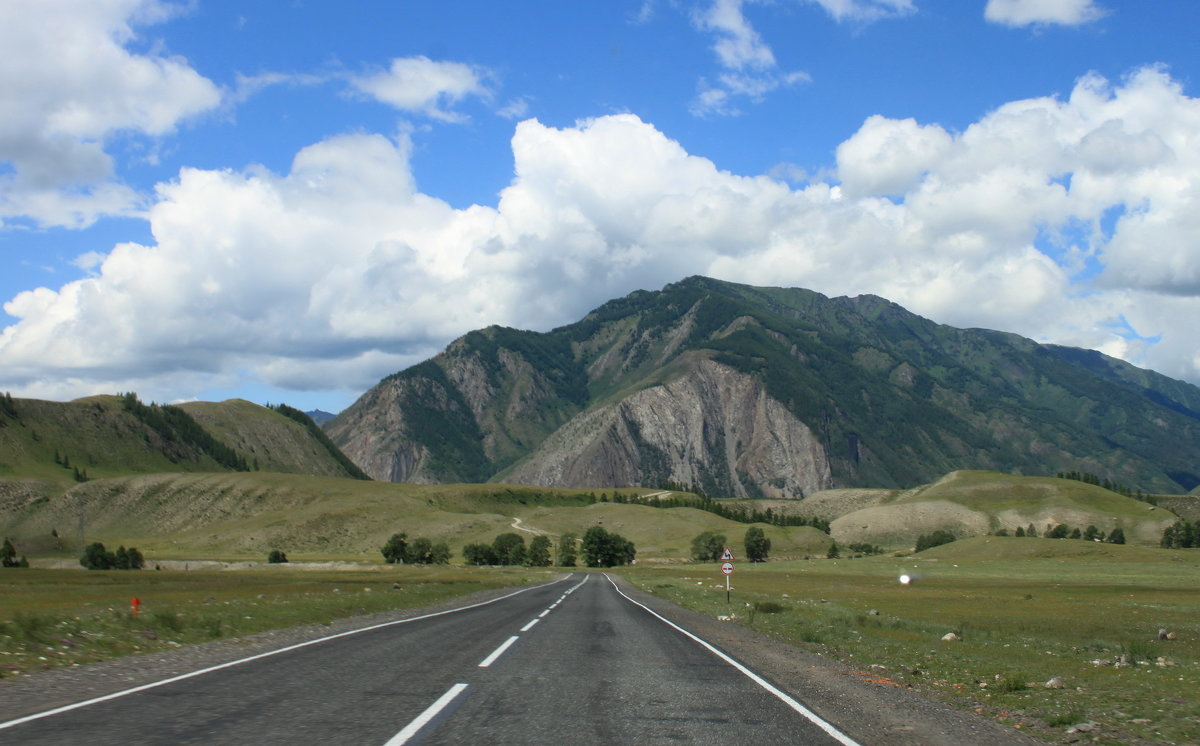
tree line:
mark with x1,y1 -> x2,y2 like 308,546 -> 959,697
461,526 -> 635,568
1161,520 -> 1199,548
690,527 -> 771,562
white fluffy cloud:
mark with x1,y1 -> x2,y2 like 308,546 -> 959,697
0,0 -> 221,228
351,56 -> 492,122
984,0 -> 1108,27
4,67 -> 1200,401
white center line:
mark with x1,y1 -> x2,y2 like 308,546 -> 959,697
520,618 -> 540,632
478,635 -> 520,667
383,683 -> 468,746
539,609 -> 552,618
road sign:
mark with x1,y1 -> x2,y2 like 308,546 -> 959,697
720,547 -> 735,561
721,562 -> 734,575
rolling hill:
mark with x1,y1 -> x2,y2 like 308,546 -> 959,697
0,394 -> 367,483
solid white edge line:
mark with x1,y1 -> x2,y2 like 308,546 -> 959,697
602,573 -> 861,746
383,682 -> 468,746
477,635 -> 520,667
520,618 -> 540,632
0,576 -> 575,732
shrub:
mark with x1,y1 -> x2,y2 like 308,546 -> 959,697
267,549 -> 288,563
753,600 -> 786,614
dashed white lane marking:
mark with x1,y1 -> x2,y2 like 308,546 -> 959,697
478,635 -> 520,668
520,618 -> 541,632
383,683 -> 468,746
0,578 -> 569,733
603,574 -> 861,746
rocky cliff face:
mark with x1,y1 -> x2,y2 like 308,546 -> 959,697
506,359 -> 830,497
327,276 -> 1200,495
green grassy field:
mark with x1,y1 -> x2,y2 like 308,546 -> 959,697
622,537 -> 1200,744
0,565 -> 548,679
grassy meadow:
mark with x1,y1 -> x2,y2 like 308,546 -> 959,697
0,565 -> 550,680
623,537 -> 1200,744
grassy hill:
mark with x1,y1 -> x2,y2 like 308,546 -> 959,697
828,470 -> 1177,548
0,394 -> 367,484
0,474 -> 831,562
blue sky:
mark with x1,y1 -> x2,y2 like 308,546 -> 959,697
3,0 -> 1200,413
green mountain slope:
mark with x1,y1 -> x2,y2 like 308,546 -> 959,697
328,277 -> 1200,495
0,394 -> 368,483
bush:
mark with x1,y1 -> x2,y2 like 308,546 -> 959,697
267,549 -> 288,563
753,600 -> 786,614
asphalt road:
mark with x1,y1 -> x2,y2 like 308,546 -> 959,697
2,573 -> 860,745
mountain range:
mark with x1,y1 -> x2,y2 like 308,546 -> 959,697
327,276 -> 1200,497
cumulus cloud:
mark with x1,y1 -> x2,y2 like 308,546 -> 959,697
3,67 -> 1200,401
0,0 -> 222,229
984,0 -> 1108,27
350,56 -> 492,122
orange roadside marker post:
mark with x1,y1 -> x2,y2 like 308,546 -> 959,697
131,597 -> 141,618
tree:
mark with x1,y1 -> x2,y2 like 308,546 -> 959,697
826,540 -> 840,559
581,526 -> 635,567
126,547 -> 145,570
1,538 -> 17,568
1014,526 -> 1026,537
428,542 -> 451,565
690,530 -> 726,562
492,533 -> 526,565
744,526 -> 771,562
463,542 -> 497,565
408,537 -> 434,564
381,533 -> 409,564
81,542 -> 115,570
267,549 -> 288,563
557,532 -> 578,567
1047,524 -> 1070,539
526,535 -> 552,567
1107,527 -> 1126,545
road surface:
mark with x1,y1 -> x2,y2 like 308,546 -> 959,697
0,573 -> 1032,745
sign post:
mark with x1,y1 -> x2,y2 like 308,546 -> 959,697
720,547 -> 735,603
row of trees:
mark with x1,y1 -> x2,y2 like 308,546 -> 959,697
462,526 -> 635,568
382,533 -> 452,565
613,491 -> 830,531
996,524 -> 1126,543
690,527 -> 771,562
1161,521 -> 1199,548
80,542 -> 144,570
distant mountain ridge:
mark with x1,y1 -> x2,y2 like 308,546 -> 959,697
326,277 -> 1200,496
